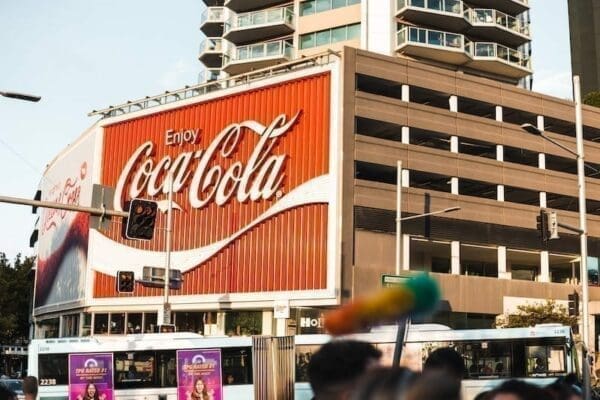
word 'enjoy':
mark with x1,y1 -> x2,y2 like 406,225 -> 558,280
165,128 -> 200,146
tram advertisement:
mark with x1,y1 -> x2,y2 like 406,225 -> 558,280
68,353 -> 114,400
177,349 -> 223,400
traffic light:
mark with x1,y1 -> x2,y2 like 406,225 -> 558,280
568,292 -> 579,316
117,271 -> 135,293
125,199 -> 158,240
536,209 -> 550,242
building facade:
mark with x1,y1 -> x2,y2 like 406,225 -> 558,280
568,0 -> 600,96
32,47 -> 600,351
198,0 -> 531,86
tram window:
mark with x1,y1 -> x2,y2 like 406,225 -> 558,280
38,354 -> 68,386
525,345 -> 566,376
222,347 -> 253,385
114,351 -> 156,389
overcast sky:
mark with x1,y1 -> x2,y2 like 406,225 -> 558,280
0,0 -> 573,261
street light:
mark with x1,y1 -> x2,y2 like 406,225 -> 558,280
520,75 -> 590,398
0,91 -> 41,102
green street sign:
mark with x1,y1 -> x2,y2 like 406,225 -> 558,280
381,274 -> 409,288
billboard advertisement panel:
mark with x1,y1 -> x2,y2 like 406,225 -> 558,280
68,353 -> 114,400
89,68 -> 339,301
35,129 -> 96,310
177,349 -> 222,400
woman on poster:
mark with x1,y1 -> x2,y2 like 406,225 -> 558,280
186,378 -> 213,400
76,382 -> 106,400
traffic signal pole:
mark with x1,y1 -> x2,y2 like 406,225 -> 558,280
0,194 -> 128,218
163,177 -> 174,326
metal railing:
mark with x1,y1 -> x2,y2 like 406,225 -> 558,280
228,39 -> 294,62
397,0 -> 463,15
200,6 -> 225,25
89,50 -> 339,119
466,8 -> 529,36
397,26 -> 464,50
468,42 -> 531,69
225,5 -> 294,33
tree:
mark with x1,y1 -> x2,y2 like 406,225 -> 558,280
0,253 -> 35,344
495,300 -> 578,329
584,91 -> 600,108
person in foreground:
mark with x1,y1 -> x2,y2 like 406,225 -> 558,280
0,385 -> 17,400
307,340 -> 382,400
23,376 -> 38,400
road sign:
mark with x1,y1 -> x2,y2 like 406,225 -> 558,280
381,274 -> 409,288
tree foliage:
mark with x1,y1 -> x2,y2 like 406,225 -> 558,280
0,253 -> 35,344
495,300 -> 577,329
584,91 -> 600,108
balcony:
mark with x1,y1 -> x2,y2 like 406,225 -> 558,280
201,0 -> 224,6
396,26 -> 470,65
466,42 -> 531,79
198,69 -> 223,83
396,0 -> 468,32
223,40 -> 294,75
224,6 -> 295,45
464,0 -> 528,15
198,38 -> 226,68
225,0 -> 290,13
200,7 -> 226,37
466,8 -> 530,47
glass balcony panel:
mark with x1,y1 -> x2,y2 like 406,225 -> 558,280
237,47 -> 249,60
238,14 -> 252,27
497,45 -> 509,61
445,33 -> 462,48
428,30 -> 443,46
475,43 -> 495,57
409,27 -> 426,43
251,44 -> 265,58
445,0 -> 460,12
397,28 -> 407,45
496,13 -> 507,27
397,0 -> 407,8
429,0 -> 443,11
266,41 -> 281,56
333,0 -> 346,8
411,0 -> 425,7
252,11 -> 266,25
284,42 -> 293,58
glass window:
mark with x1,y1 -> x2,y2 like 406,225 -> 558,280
114,351 -> 157,389
526,345 -> 566,376
316,0 -> 330,12
94,313 -> 109,335
81,313 -> 92,337
127,313 -> 143,334
300,0 -> 316,16
428,30 -> 442,46
174,312 -> 204,334
429,0 -> 442,10
252,11 -> 266,25
412,0 -> 425,7
331,26 -> 347,43
223,347 -> 253,385
111,313 -> 125,335
225,311 -> 262,336
300,33 -> 315,49
251,44 -> 264,58
332,0 -> 346,8
316,30 -> 331,47
295,345 -> 321,382
144,313 -> 157,333
237,46 -> 249,60
348,0 -> 361,4
157,351 -> 177,387
62,314 -> 79,337
347,23 -> 361,40
266,41 -> 281,56
38,354 -> 68,386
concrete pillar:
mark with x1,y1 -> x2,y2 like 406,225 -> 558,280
401,84 -> 410,102
451,241 -> 460,274
540,250 -> 550,282
450,136 -> 459,153
402,234 -> 411,271
262,310 -> 274,335
402,169 -> 410,187
540,191 -> 547,208
498,246 -> 510,279
537,115 -> 545,131
449,95 -> 458,112
451,177 -> 459,194
539,153 -> 546,169
496,144 -> 504,162
497,185 -> 504,201
402,126 -> 410,144
495,105 -> 503,122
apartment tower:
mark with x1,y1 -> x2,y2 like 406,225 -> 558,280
568,0 -> 600,96
198,0 -> 531,85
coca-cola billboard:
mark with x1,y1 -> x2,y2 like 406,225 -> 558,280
89,69 -> 340,302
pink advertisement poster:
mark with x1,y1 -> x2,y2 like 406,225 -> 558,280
68,353 -> 114,400
177,349 -> 222,400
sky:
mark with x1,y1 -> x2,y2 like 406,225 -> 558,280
0,0 -> 572,261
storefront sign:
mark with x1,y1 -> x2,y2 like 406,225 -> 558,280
177,349 -> 222,400
68,353 -> 114,400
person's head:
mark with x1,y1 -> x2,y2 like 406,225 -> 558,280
226,374 -> 234,384
405,370 -> 462,400
308,340 -> 382,400
23,376 -> 38,399
473,391 -> 493,400
351,367 -> 418,400
423,347 -> 464,379
488,379 -> 554,400
545,374 -> 582,400
85,383 -> 98,399
194,378 -> 207,394
0,384 -> 17,400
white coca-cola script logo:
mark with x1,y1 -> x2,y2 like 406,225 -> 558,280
42,162 -> 87,232
114,112 -> 301,211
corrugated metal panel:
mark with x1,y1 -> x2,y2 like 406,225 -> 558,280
95,73 -> 331,297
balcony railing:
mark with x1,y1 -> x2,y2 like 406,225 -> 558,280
199,38 -> 224,54
397,26 -> 465,50
229,40 -> 294,63
467,42 -> 530,69
198,69 -> 222,84
466,8 -> 529,36
200,6 -> 225,25
397,0 -> 463,15
225,6 -> 294,33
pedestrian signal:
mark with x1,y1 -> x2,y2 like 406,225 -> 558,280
125,199 -> 158,240
117,271 -> 135,293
